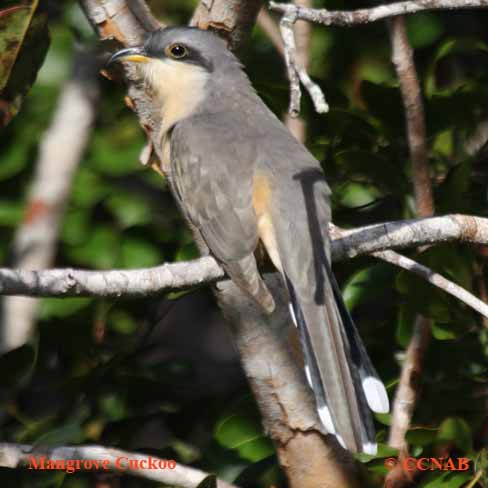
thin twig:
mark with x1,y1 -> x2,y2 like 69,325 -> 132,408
277,7 -> 328,116
373,249 -> 488,318
269,0 -> 488,26
331,224 -> 488,319
0,442 -> 236,488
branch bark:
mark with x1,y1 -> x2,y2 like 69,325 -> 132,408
0,47 -> 99,353
269,0 -> 488,26
0,442 -> 236,488
190,0 -> 264,50
389,17 -> 433,217
1,214 -> 488,297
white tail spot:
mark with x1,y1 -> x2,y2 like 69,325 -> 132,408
362,442 -> 378,455
318,404 -> 336,435
362,376 -> 390,414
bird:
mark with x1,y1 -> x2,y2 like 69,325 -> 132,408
109,26 -> 389,454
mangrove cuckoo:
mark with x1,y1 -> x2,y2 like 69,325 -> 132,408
109,26 -> 389,454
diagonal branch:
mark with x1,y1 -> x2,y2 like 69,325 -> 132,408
0,442 -> 236,488
373,249 -> 488,318
269,0 -> 488,26
330,224 -> 488,319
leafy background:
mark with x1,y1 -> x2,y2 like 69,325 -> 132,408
0,0 -> 487,486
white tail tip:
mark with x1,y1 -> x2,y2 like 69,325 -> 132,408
362,442 -> 378,455
362,376 -> 389,414
318,404 -> 336,435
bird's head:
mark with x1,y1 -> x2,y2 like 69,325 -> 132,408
109,27 -> 244,128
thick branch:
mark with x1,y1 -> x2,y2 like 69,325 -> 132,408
0,256 -> 223,298
269,0 -> 488,26
191,0 -> 264,50
1,214 -> 487,297
0,442 -> 235,488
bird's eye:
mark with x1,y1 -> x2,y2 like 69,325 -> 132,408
166,44 -> 188,59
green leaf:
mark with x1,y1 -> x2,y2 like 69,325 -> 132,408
343,264 -> 394,311
61,208 -> 90,246
396,304 -> 415,347
71,168 -> 108,208
406,427 -> 438,447
33,422 -> 83,447
105,193 -> 151,228
39,297 -> 92,320
431,322 -> 457,341
67,226 -> 119,269
0,199 -> 23,226
425,38 -> 488,96
120,238 -> 161,268
215,397 -> 274,462
420,471 -> 472,488
109,310 -> 136,335
406,13 -> 444,49
438,417 -> 473,452
0,0 -> 50,126
337,181 -> 381,208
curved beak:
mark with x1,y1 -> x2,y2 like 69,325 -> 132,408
108,46 -> 150,65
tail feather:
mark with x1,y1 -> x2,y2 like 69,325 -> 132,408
285,272 -> 385,454
331,275 -> 390,415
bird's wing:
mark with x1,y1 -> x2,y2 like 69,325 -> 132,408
170,113 -> 274,312
170,113 -> 259,262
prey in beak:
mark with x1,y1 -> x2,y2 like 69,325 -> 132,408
108,46 -> 150,65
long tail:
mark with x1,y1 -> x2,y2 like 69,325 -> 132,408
284,269 -> 389,454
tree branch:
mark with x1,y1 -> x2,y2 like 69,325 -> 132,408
190,0 -> 264,50
269,0 -> 488,116
373,249 -> 488,318
277,6 -> 328,116
389,16 -> 433,217
0,215 -> 487,303
330,224 -> 488,319
269,0 -> 488,26
0,47 -> 100,353
0,442 -> 236,488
